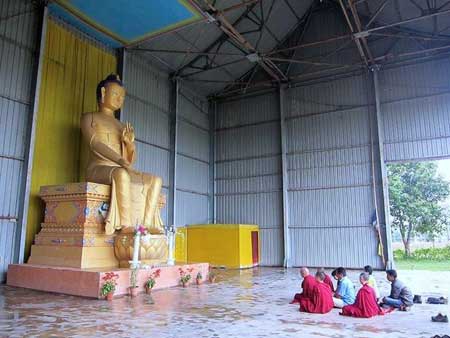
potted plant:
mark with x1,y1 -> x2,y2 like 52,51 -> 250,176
179,267 -> 194,287
145,268 -> 161,294
129,266 -> 139,297
196,271 -> 203,285
101,272 -> 119,301
208,267 -> 217,283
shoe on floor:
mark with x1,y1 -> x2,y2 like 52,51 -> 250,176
413,295 -> 422,304
431,313 -> 449,323
427,296 -> 448,304
399,305 -> 411,312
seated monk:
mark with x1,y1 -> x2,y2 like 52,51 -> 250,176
318,267 -> 335,292
364,265 -> 380,300
299,271 -> 334,314
341,272 -> 382,318
80,74 -> 163,235
290,267 -> 316,304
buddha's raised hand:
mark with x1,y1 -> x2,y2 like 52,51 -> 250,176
122,122 -> 135,144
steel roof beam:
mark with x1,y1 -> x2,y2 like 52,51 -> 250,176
348,0 -> 374,63
338,0 -> 369,65
198,0 -> 287,82
365,0 -> 390,29
174,1 -> 260,76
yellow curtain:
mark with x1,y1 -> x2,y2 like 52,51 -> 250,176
25,19 -> 117,259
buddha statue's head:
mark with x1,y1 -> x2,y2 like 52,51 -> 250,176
96,74 -> 125,112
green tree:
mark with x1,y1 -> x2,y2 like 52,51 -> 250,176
388,162 -> 450,257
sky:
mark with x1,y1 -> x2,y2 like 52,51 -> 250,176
437,159 -> 450,182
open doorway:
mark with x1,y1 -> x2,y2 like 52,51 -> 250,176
388,159 -> 450,271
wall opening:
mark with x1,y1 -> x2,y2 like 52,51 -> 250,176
387,158 -> 450,271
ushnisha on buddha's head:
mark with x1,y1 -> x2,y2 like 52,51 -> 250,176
96,74 -> 126,113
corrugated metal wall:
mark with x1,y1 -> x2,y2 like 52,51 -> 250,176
380,58 -> 450,162
285,75 -> 383,269
214,75 -> 384,268
176,85 -> 210,225
215,92 -> 284,266
0,0 -> 39,281
122,52 -> 171,225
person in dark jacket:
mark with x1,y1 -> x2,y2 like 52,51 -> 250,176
382,269 -> 413,311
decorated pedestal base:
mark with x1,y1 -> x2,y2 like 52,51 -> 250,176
28,183 -> 117,269
7,263 -> 209,299
27,182 -> 168,269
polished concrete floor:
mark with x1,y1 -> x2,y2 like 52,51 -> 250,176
1,268 -> 449,338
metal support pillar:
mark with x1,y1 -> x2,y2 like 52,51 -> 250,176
15,6 -> 48,263
168,79 -> 179,226
279,86 -> 291,268
371,66 -> 394,269
208,101 -> 216,224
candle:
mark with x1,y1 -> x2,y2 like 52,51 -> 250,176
167,225 -> 175,266
132,231 -> 140,268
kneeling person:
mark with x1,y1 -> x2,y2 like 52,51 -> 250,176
341,272 -> 382,318
299,271 -> 334,314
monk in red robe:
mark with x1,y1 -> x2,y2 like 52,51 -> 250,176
299,271 -> 334,314
317,267 -> 335,292
290,267 -> 316,304
341,272 -> 383,318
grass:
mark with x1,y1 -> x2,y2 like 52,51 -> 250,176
395,259 -> 450,271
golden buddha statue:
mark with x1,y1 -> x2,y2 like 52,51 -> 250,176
81,74 -> 163,235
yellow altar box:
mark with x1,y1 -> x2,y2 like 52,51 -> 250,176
176,224 -> 259,269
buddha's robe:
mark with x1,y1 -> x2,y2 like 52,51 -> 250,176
291,275 -> 316,304
341,284 -> 382,318
82,112 -> 163,234
299,282 -> 334,314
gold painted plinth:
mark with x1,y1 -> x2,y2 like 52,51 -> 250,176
114,233 -> 168,268
28,183 -> 117,269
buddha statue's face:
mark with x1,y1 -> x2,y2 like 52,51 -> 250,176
100,82 -> 125,112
